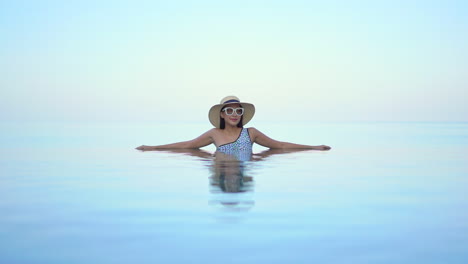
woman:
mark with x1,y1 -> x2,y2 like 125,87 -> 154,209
136,96 -> 331,151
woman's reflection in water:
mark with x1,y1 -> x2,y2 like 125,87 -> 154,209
142,148 -> 312,213
209,150 -> 255,212
208,148 -> 313,213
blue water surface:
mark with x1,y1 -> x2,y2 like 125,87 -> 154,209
0,122 -> 467,264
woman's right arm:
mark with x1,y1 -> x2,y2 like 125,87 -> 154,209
136,129 -> 215,150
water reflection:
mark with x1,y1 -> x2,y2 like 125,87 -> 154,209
145,148 -> 313,214
210,152 -> 252,192
150,149 -> 255,211
208,151 -> 255,212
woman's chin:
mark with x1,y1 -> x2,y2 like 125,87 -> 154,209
226,121 -> 240,127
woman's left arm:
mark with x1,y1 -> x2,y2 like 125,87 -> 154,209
249,127 -> 331,150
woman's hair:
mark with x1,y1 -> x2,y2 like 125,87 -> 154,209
220,106 -> 244,129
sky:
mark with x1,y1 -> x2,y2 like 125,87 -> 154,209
1,0 -> 467,123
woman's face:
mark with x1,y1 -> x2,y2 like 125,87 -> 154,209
221,103 -> 242,127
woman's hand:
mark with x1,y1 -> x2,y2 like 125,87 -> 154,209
317,145 -> 331,150
136,145 -> 148,150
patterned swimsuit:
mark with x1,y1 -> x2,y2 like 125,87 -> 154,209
216,128 -> 253,160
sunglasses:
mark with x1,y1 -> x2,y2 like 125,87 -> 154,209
222,107 -> 244,116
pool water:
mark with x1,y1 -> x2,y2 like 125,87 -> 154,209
1,122 -> 467,263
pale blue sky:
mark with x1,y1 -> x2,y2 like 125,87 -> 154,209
1,0 -> 467,123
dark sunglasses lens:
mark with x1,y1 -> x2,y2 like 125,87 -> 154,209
225,108 -> 234,115
236,109 -> 244,115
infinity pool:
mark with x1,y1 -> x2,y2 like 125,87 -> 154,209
1,122 -> 467,263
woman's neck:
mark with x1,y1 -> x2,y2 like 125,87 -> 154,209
223,125 -> 242,133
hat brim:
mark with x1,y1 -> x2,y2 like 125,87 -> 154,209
208,102 -> 255,128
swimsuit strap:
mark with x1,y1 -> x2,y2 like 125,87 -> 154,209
217,128 -> 252,153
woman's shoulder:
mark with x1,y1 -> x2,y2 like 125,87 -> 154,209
207,128 -> 223,135
197,128 -> 220,141
246,127 -> 269,137
246,127 -> 260,134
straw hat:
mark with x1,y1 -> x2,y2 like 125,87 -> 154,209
208,96 -> 255,128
